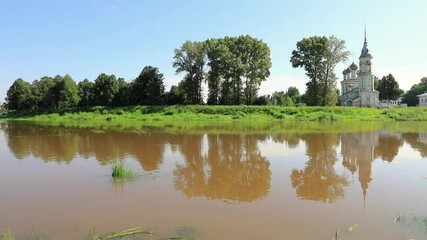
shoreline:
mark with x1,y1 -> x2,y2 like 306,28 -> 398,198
1,105 -> 427,123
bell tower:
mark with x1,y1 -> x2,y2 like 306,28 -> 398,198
358,26 -> 374,91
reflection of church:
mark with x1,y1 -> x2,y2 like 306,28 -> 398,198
341,132 -> 377,205
340,30 -> 380,107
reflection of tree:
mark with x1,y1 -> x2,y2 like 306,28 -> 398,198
3,123 -> 165,170
291,133 -> 349,203
271,132 -> 300,149
403,132 -> 427,157
174,134 -> 271,203
374,132 -> 403,162
5,124 -> 78,163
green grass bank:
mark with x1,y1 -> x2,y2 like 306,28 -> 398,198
2,105 -> 427,122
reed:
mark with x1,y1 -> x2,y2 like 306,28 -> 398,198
111,160 -> 136,180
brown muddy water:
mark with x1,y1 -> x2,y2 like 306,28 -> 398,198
0,121 -> 426,240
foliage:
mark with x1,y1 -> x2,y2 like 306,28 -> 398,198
173,40 -> 207,104
375,74 -> 404,100
402,77 -> 427,106
113,78 -> 133,106
291,36 -> 349,106
54,74 -> 80,109
31,76 -> 55,109
5,78 -> 33,110
165,85 -> 185,105
132,66 -> 165,105
206,35 -> 271,105
93,73 -> 120,106
78,78 -> 95,107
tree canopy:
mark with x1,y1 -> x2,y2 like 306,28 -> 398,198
402,77 -> 427,106
375,74 -> 404,101
291,36 -> 349,106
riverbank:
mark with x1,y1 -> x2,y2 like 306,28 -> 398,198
1,105 -> 427,122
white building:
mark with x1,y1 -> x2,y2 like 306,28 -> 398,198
341,31 -> 380,107
418,93 -> 427,107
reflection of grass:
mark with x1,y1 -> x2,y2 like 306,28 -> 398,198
394,213 -> 427,232
111,161 -> 136,180
0,229 -> 15,240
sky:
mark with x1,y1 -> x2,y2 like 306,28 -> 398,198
1,0 -> 427,102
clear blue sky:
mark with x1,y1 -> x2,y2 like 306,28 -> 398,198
1,0 -> 426,102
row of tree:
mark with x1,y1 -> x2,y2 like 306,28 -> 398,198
4,34 -> 426,110
5,66 -> 166,111
173,35 -> 271,105
4,35 -> 274,110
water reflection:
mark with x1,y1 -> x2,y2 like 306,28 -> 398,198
291,133 -> 349,203
173,134 -> 271,202
1,121 -> 427,205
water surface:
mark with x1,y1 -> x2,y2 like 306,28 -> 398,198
0,121 -> 426,239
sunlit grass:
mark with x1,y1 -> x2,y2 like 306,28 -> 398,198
3,105 -> 427,122
111,160 -> 136,180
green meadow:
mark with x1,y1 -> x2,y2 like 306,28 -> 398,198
2,106 -> 427,123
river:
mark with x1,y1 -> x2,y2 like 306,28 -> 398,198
0,121 -> 426,239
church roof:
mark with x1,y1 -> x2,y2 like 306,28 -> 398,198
360,27 -> 372,58
350,62 -> 358,70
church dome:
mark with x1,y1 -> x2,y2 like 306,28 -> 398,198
345,68 -> 351,74
350,62 -> 358,70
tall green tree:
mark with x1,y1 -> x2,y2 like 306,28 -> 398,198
93,73 -> 119,106
165,85 -> 185,105
5,78 -> 33,110
113,78 -> 133,106
173,41 -> 207,104
55,74 -> 80,109
206,35 -> 271,105
132,66 -> 165,105
375,74 -> 404,100
78,79 -> 95,107
31,76 -> 55,109
285,86 -> 300,105
402,77 -> 427,106
290,36 -> 349,106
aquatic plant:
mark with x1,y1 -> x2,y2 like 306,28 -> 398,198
111,160 -> 136,180
91,227 -> 152,240
0,229 -> 15,240
346,223 -> 358,232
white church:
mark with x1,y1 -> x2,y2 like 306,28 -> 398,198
340,32 -> 380,107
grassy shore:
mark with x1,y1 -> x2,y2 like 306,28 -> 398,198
1,105 -> 427,122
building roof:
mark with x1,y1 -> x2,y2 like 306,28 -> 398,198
360,28 -> 372,58
349,62 -> 358,70
417,93 -> 427,97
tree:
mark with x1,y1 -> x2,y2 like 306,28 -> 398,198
375,74 -> 404,100
113,78 -> 133,106
78,79 -> 95,107
132,66 -> 165,105
206,35 -> 271,105
402,77 -> 427,106
31,76 -> 55,109
93,73 -> 120,106
55,74 -> 80,108
173,41 -> 207,104
165,85 -> 185,105
5,78 -> 33,110
285,86 -> 300,105
291,36 -> 349,106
